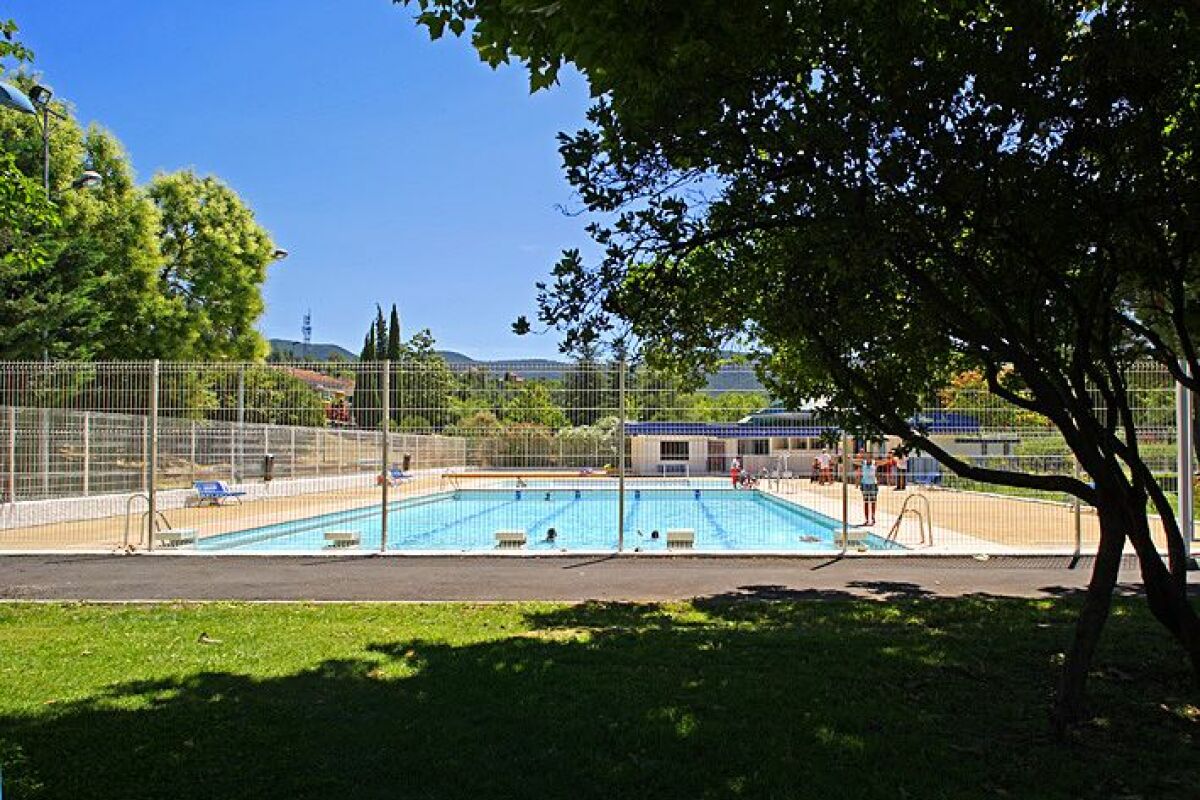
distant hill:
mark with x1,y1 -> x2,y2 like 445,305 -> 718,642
269,339 -> 357,361
269,340 -> 765,392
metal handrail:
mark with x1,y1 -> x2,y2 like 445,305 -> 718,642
122,493 -> 150,549
887,492 -> 934,546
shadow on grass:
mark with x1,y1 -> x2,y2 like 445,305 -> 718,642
1,598 -> 1197,800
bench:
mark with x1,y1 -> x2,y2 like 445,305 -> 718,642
666,529 -> 695,550
324,530 -> 361,548
495,529 -> 527,549
156,528 -> 198,547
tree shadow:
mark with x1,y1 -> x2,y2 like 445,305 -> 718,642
1,599 -> 1197,800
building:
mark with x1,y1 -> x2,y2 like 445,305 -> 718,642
625,407 -> 983,477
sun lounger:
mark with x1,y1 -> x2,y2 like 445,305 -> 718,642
193,481 -> 246,506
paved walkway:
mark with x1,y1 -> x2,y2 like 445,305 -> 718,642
1,554 -> 1192,602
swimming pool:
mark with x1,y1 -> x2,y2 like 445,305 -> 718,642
196,489 -> 901,552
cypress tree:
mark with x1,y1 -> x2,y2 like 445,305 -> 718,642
387,304 -> 403,423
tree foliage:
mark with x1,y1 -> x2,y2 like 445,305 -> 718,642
0,21 -> 279,361
403,0 -> 1200,726
148,171 -> 277,360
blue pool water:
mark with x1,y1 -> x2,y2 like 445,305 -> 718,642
197,489 -> 901,552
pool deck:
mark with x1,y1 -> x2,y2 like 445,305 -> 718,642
0,474 -> 1183,554
1,553 -> 1192,602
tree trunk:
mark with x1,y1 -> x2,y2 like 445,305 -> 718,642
1125,511 -> 1200,677
1052,502 -> 1126,734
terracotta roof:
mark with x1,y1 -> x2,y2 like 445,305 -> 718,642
284,367 -> 354,395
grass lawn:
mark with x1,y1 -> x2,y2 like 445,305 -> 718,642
0,599 -> 1197,800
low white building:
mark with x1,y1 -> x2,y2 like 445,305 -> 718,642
625,408 -> 984,478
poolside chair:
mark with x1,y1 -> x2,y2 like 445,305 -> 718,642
193,480 -> 246,507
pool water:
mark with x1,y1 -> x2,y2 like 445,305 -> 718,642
197,489 -> 901,552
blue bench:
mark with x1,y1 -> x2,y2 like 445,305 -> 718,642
193,480 -> 246,506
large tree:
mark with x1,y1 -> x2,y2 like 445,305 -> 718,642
404,1 -> 1200,727
148,171 -> 279,361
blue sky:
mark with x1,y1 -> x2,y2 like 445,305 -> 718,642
6,0 -> 595,358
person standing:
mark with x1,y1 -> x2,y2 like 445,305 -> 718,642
894,449 -> 908,491
859,455 -> 879,525
730,456 -> 742,489
817,449 -> 832,485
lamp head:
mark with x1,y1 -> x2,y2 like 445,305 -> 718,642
271,248 -> 289,260
71,170 -> 103,190
0,81 -> 36,114
28,85 -> 52,107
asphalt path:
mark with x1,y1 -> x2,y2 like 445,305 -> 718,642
1,554 -> 1189,602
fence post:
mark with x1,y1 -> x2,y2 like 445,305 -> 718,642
40,363 -> 50,498
381,360 -> 390,552
1072,457 -> 1082,558
236,365 -> 246,481
82,411 -> 90,496
617,358 -> 626,553
6,405 -> 15,503
190,420 -> 197,484
147,360 -> 159,551
841,431 -> 850,553
141,416 -> 149,493
1177,367 -> 1194,559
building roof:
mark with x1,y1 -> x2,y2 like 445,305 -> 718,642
284,367 -> 354,396
625,422 -> 828,438
626,411 -> 980,438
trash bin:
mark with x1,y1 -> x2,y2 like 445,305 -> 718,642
402,453 -> 412,473
263,453 -> 275,482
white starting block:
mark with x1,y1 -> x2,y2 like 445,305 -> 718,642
324,530 -> 360,548
156,528 -> 198,547
495,529 -> 527,549
666,529 -> 695,550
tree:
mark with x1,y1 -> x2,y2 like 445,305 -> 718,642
407,1 -> 1200,727
148,170 -> 280,360
387,304 -> 402,423
355,328 -> 381,430
0,152 -> 61,357
0,75 -> 166,360
503,382 -> 569,429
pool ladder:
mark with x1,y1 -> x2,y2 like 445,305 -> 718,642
122,493 -> 176,550
886,493 -> 933,546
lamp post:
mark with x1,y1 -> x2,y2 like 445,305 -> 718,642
0,82 -> 96,197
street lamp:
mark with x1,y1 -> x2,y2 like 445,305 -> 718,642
0,82 -> 98,196
27,84 -> 60,193
0,81 -> 36,114
272,248 -> 289,260
71,170 -> 103,190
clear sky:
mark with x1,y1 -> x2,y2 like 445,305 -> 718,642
5,0 -> 595,359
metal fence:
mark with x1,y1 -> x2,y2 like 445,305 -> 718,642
0,359 -> 1192,555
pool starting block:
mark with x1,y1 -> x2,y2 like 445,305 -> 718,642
495,529 -> 527,549
324,530 -> 360,548
666,529 -> 695,550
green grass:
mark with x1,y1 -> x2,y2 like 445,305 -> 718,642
0,599 -> 1196,799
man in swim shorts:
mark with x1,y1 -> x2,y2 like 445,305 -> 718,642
859,455 -> 879,525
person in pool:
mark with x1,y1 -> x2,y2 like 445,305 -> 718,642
545,527 -> 557,543
859,455 -> 879,525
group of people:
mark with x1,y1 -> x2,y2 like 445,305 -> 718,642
728,458 -> 765,489
808,449 -> 909,489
